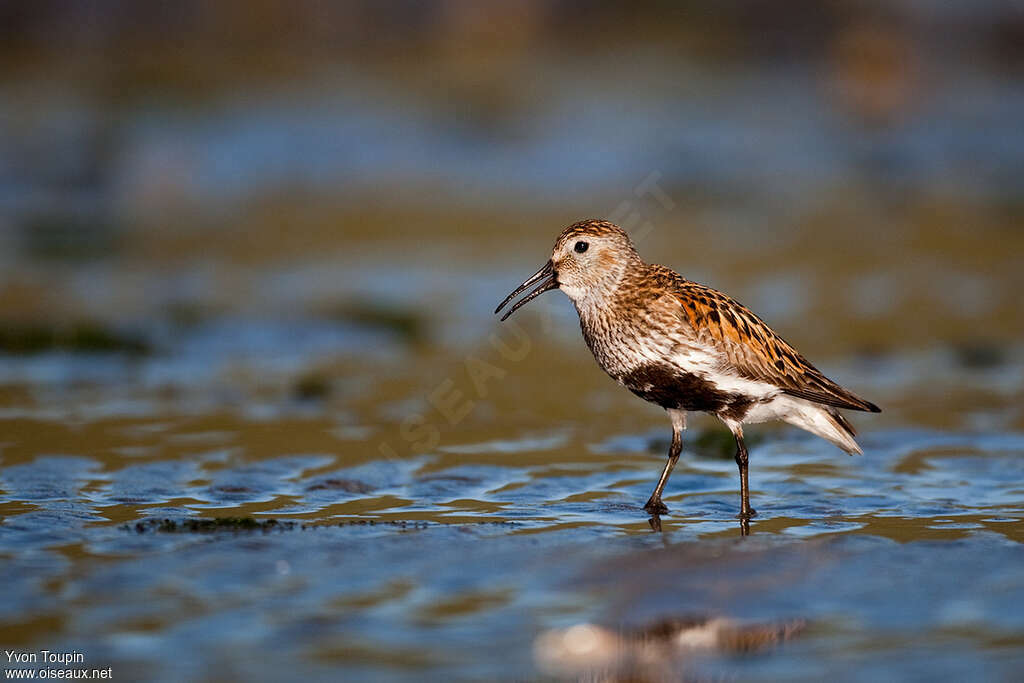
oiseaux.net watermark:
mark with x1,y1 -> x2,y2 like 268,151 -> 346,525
376,171 -> 676,461
4,650 -> 111,679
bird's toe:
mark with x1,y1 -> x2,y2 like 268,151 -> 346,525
644,498 -> 669,515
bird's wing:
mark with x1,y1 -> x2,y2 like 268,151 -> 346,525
658,277 -> 880,413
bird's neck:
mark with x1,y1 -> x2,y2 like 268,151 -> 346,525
571,259 -> 644,320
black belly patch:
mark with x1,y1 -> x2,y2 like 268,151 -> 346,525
619,363 -> 754,420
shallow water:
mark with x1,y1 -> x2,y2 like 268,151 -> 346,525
3,9 -> 1024,677
1,319 -> 1023,680
1,225 -> 1022,681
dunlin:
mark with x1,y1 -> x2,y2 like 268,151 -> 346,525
495,220 -> 879,521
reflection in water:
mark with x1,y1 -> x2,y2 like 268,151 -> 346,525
534,616 -> 805,680
1,386 -> 1023,680
652,511 -> 750,537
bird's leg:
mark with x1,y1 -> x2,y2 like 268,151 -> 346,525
644,411 -> 685,515
733,428 -> 757,520
643,429 -> 679,515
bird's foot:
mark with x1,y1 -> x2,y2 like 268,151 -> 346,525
644,498 -> 669,515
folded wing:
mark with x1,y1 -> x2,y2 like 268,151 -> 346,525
663,277 -> 880,413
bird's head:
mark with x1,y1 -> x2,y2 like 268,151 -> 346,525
495,220 -> 641,320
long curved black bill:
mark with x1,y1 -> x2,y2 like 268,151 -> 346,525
494,260 -> 558,321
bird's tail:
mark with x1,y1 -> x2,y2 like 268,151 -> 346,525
782,401 -> 863,455
825,407 -> 862,454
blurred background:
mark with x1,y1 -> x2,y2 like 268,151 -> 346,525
2,2 -> 1024,681
2,1 -> 1022,380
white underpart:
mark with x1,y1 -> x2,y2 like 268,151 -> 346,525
668,345 -> 776,401
668,344 -> 862,454
575,296 -> 862,454
557,282 -> 587,301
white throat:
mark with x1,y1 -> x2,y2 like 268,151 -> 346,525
556,260 -> 630,309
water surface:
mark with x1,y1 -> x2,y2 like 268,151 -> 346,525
1,324 -> 1022,680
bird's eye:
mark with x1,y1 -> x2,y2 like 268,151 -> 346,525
574,241 -> 589,253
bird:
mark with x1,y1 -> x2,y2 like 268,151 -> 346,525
494,219 -> 879,522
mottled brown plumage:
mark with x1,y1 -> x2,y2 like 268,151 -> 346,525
630,264 -> 878,413
496,219 -> 880,525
